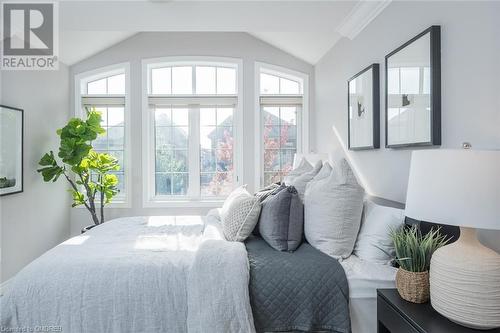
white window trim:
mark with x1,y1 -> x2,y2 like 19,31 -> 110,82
74,62 -> 132,208
142,56 -> 244,208
254,62 -> 310,188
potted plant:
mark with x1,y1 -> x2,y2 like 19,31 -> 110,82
390,225 -> 449,303
37,110 -> 120,230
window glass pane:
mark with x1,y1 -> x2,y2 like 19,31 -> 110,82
172,174 -> 188,195
196,66 -> 216,94
155,108 -> 171,126
173,126 -> 189,148
263,107 -> 280,125
174,150 -> 189,172
113,172 -> 125,194
280,150 -> 294,174
201,172 -> 232,197
108,151 -> 124,171
200,108 -> 216,127
172,108 -> 189,126
156,150 -> 171,172
107,127 -> 124,150
107,74 -> 125,94
200,126 -> 216,150
216,67 -> 236,94
264,172 -> 281,186
217,107 -> 233,126
87,78 -> 107,94
260,73 -> 279,94
201,150 -> 216,172
279,77 -> 300,94
264,150 -> 280,171
94,107 -> 107,126
200,106 -> 234,197
155,127 -> 172,150
151,67 -> 171,94
172,66 -> 192,94
107,107 -> 124,126
93,132 -> 108,150
280,107 -> 296,126
155,173 -> 172,195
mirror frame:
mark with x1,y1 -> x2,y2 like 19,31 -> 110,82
385,25 -> 441,148
0,104 -> 24,196
347,63 -> 380,150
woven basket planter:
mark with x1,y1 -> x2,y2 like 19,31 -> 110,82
395,268 -> 429,303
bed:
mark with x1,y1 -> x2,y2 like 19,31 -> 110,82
1,153 -> 456,333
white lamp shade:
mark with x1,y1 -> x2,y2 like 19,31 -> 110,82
405,149 -> 500,230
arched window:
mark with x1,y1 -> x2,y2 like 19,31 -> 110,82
74,63 -> 131,206
143,57 -> 243,205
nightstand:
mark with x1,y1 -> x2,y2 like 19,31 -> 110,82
377,289 -> 500,333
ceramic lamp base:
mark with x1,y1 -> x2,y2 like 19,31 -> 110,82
430,227 -> 500,330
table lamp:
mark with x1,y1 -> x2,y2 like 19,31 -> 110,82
405,148 -> 500,330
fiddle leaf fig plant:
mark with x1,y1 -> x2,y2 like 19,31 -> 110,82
37,109 -> 120,225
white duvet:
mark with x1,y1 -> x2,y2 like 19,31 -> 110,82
0,216 -> 255,333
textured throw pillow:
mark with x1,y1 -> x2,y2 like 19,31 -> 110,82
286,161 -> 322,202
283,158 -> 313,184
258,186 -> 304,251
304,159 -> 365,259
220,185 -> 251,221
354,200 -> 405,264
222,195 -> 261,242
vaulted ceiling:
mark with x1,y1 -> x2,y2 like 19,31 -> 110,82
58,1 -> 391,66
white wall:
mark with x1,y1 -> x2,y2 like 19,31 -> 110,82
0,66 -> 71,282
70,32 -> 314,234
315,1 -> 500,251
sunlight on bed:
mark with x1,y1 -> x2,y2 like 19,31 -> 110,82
134,234 -> 200,251
60,235 -> 90,245
146,215 -> 205,227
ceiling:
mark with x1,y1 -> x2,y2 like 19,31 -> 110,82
58,1 -> 391,66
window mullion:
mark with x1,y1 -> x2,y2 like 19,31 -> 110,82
188,106 -> 201,198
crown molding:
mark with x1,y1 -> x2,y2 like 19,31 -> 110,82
336,0 -> 392,40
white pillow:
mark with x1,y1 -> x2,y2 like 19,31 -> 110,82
310,161 -> 332,183
283,157 -> 313,184
221,195 -> 261,242
220,185 -> 250,221
354,201 -> 405,264
304,159 -> 365,259
287,161 -> 322,201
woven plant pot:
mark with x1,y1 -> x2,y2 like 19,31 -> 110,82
395,268 -> 429,303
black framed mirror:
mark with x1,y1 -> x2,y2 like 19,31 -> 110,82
348,63 -> 380,150
385,25 -> 441,148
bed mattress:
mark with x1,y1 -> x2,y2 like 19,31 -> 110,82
340,255 -> 397,299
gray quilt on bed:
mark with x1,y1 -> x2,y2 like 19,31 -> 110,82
246,237 -> 350,333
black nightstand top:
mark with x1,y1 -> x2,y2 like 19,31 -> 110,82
377,289 -> 500,333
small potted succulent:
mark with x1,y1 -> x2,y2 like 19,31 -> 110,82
390,225 -> 449,303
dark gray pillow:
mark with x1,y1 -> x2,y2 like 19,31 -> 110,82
258,186 -> 304,252
252,184 -> 286,236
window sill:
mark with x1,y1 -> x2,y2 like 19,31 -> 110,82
74,200 -> 131,209
143,199 -> 225,208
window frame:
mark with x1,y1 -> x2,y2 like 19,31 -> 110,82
142,56 -> 244,208
73,62 -> 132,208
254,62 -> 309,188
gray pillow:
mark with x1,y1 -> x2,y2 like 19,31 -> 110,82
258,186 -> 304,252
253,184 -> 286,236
